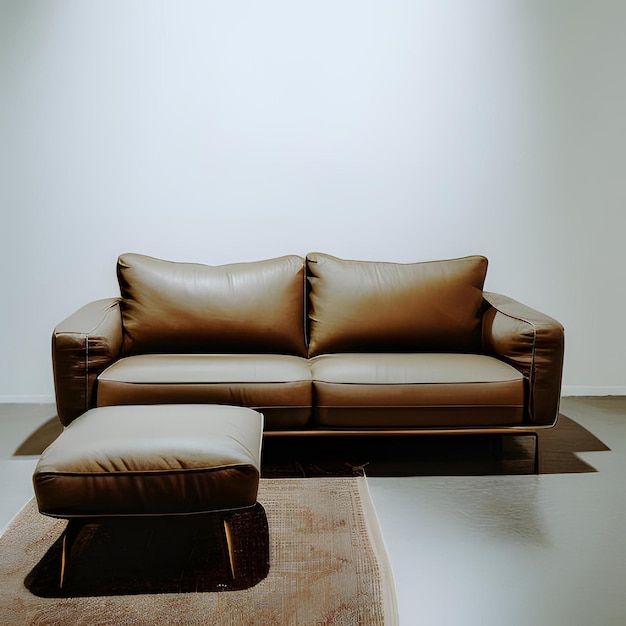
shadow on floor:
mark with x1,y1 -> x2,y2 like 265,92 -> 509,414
14,417 -> 63,457
262,415 -> 610,477
15,414 -> 610,477
25,504 -> 270,598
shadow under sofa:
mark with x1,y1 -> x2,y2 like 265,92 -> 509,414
51,252 -> 564,471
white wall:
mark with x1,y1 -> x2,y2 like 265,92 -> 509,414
1,0 -> 625,401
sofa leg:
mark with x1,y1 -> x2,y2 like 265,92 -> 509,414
533,432 -> 541,475
501,433 -> 540,475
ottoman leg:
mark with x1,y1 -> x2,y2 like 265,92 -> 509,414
59,520 -> 83,589
220,503 -> 270,585
60,533 -> 68,589
224,519 -> 236,579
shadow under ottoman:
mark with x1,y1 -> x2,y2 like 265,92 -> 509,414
26,404 -> 269,597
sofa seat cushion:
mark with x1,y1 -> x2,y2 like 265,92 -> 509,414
310,353 -> 525,428
96,354 -> 312,430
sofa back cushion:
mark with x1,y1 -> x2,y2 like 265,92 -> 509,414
118,253 -> 307,356
307,253 -> 488,356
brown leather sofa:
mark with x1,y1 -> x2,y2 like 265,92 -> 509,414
52,252 -> 564,452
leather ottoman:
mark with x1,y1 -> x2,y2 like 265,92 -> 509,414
31,404 -> 266,593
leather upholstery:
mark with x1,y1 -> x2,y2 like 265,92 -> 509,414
51,253 -> 565,432
307,253 -> 487,356
96,354 -> 313,429
52,298 -> 123,426
482,292 -> 564,425
117,253 -> 307,357
33,405 -> 263,517
311,353 -> 524,427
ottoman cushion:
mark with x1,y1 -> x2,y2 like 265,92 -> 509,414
33,404 -> 263,518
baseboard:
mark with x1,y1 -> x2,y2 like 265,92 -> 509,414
0,395 -> 55,404
561,386 -> 626,397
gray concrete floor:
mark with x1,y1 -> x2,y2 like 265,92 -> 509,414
368,396 -> 626,626
1,398 -> 625,625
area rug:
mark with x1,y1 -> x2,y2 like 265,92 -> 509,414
0,477 -> 398,626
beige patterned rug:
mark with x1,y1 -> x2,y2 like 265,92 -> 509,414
0,477 -> 398,625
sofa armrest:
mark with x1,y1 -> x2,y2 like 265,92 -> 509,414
482,292 -> 564,426
52,298 -> 123,426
